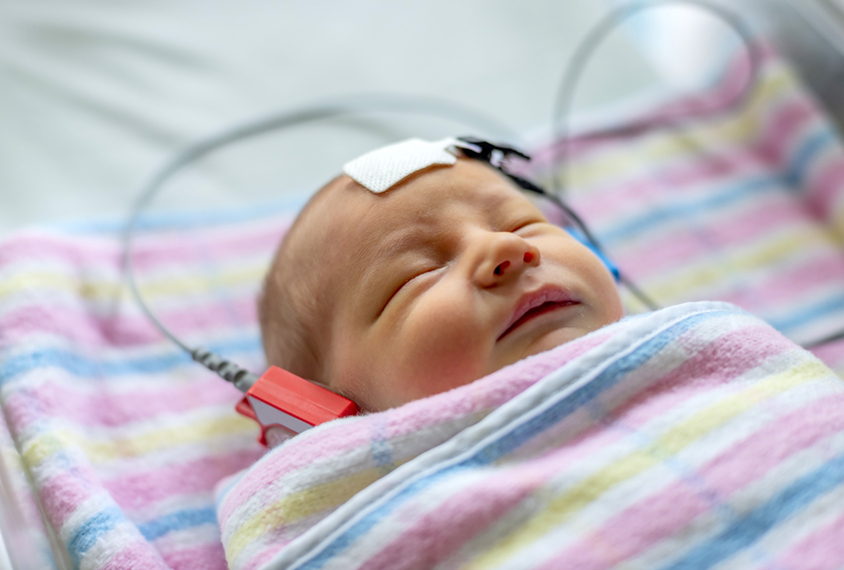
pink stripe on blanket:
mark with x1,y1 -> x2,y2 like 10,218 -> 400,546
670,322 -> 792,379
531,48 -> 769,168
536,488 -> 715,570
536,393 -> 844,570
159,541 -> 228,570
6,379 -> 242,429
810,339 -> 844,374
39,469 -> 101,528
0,299 -> 258,348
806,158 -> 844,222
0,227 -> 283,272
615,197 -> 822,276
754,97 -> 819,166
600,324 -> 793,431
242,545 -> 288,570
106,450 -> 261,511
699,394 -> 844,495
678,193 -> 814,247
718,253 -> 844,310
364,475 -> 542,570
567,149 -> 765,227
566,101 -> 820,224
774,511 -> 844,570
101,539 -> 169,570
216,425 -> 375,526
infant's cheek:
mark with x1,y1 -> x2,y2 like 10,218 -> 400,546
394,303 -> 488,399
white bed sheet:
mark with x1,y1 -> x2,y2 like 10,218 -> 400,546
0,0 -> 663,235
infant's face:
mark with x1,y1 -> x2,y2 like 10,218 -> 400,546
289,159 -> 623,411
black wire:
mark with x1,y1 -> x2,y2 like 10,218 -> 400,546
801,329 -> 844,349
493,168 -> 661,311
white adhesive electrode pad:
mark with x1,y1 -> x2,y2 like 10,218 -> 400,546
343,137 -> 478,193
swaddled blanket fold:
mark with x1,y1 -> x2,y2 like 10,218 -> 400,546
217,302 -> 844,570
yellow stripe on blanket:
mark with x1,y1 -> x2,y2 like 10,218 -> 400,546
641,230 -> 831,303
832,199 -> 844,243
0,265 -> 265,302
564,69 -> 795,190
225,465 -> 402,564
23,414 -> 254,466
467,359 -> 828,569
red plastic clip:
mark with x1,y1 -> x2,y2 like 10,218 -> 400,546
235,366 -> 358,446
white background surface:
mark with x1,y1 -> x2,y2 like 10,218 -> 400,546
0,0 -> 668,235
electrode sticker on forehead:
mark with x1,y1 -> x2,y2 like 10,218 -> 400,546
343,137 -> 479,193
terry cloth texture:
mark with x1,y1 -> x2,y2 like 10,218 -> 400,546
0,48 -> 843,569
216,302 -> 844,570
0,214 -> 291,569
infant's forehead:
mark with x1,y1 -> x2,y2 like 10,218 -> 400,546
290,137 -> 527,263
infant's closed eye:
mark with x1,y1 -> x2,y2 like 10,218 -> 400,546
381,266 -> 442,313
511,220 -> 544,234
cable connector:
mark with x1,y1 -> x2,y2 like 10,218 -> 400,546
191,347 -> 258,393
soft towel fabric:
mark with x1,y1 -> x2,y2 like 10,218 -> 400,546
0,215 -> 291,569
216,302 -> 844,570
1,48 -> 844,569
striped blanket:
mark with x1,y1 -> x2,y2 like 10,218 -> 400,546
0,217 -> 290,568
217,302 -> 844,570
1,49 -> 843,569
533,47 -> 844,358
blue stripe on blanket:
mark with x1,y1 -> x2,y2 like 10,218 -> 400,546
767,292 -> 844,335
0,336 -> 262,385
599,128 -> 833,246
68,506 -> 123,569
137,507 -> 218,541
600,175 -> 778,244
658,450 -> 844,570
783,128 -> 837,187
54,195 -> 308,235
294,309 -> 729,570
67,506 -> 219,568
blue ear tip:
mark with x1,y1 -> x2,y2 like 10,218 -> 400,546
565,228 -> 620,283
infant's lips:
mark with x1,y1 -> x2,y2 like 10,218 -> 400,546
497,287 -> 580,341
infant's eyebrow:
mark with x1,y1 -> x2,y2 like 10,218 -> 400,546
355,227 -> 437,300
377,227 -> 437,259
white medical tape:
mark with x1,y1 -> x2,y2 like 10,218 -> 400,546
342,137 -> 480,193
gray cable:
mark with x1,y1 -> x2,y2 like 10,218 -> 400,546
548,0 -> 763,311
122,94 -> 520,392
551,0 -> 762,196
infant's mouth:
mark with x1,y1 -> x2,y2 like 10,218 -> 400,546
498,289 -> 580,341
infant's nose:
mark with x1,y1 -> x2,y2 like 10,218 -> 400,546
475,232 -> 540,288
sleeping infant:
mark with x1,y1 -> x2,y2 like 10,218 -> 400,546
258,138 -> 624,413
